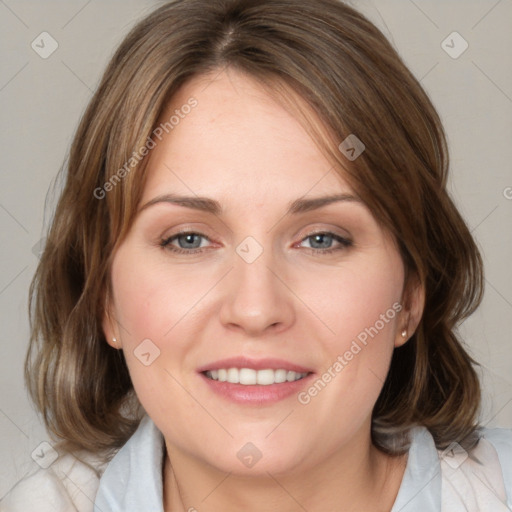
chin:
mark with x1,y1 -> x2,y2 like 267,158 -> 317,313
197,437 -> 308,477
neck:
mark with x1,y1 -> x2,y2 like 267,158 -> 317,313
163,432 -> 407,512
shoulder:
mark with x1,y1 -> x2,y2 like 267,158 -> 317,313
0,450 -> 110,512
481,426 -> 512,473
438,427 -> 512,511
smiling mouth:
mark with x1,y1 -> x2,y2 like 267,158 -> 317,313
203,368 -> 310,386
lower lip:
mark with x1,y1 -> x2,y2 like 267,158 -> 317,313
199,372 -> 314,405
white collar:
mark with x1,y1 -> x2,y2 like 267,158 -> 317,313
94,415 -> 164,512
93,416 -> 441,511
390,426 -> 441,511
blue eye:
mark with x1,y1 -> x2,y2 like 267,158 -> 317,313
298,232 -> 353,254
159,231 -> 352,255
160,232 -> 211,254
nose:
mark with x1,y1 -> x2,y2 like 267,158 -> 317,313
219,243 -> 296,337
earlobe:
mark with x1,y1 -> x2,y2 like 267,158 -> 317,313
395,274 -> 425,347
102,298 -> 121,349
395,324 -> 408,348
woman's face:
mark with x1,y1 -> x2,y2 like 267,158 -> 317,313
104,69 -> 414,475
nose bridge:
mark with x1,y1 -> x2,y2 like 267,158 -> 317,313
219,234 -> 295,335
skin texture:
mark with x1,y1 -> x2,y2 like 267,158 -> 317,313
103,69 -> 424,512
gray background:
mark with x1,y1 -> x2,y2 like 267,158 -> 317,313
1,0 -> 511,498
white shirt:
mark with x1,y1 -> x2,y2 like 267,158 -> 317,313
2,415 -> 511,511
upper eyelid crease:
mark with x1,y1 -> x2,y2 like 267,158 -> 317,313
138,192 -> 361,217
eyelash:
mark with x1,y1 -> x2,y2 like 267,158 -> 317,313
159,230 -> 353,255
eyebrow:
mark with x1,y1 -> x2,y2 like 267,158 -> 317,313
138,192 -> 360,216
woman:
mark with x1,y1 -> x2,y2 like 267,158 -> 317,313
2,0 -> 511,511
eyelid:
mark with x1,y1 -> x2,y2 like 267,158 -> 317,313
160,227 -> 353,256
160,229 -> 214,248
294,231 -> 353,251
159,224 -> 218,242
295,223 -> 352,241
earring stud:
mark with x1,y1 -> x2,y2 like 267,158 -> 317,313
113,337 -> 117,343
401,330 -> 407,338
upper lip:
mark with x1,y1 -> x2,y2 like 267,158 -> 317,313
197,356 -> 314,374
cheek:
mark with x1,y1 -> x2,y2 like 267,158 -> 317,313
295,256 -> 403,411
108,247 -> 224,403
110,248 -> 209,347
301,257 -> 403,351
109,252 -> 193,412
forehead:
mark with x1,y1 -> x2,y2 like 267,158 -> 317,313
140,69 -> 352,206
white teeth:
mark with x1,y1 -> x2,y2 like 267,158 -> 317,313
286,370 -> 297,382
274,369 -> 287,383
239,368 -> 257,385
227,368 -> 239,382
205,368 -> 309,385
256,369 -> 274,385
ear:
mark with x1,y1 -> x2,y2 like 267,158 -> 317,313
102,291 -> 121,349
395,273 -> 425,348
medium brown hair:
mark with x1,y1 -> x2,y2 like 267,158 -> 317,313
26,0 -> 483,458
